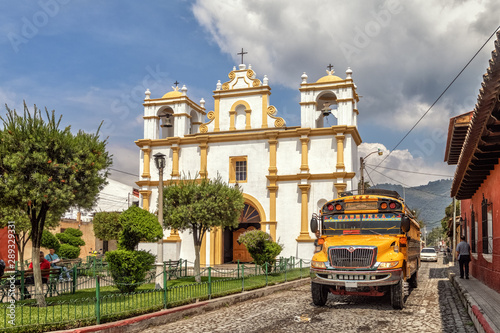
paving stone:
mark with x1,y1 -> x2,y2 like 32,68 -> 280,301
144,259 -> 476,333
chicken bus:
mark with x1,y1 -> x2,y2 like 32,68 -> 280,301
310,189 -> 421,309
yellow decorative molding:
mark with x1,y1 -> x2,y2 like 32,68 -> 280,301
267,105 -> 286,128
246,69 -> 254,79
198,136 -> 209,179
200,111 -> 215,134
200,233 -> 207,266
300,137 -> 310,172
228,71 -> 236,80
171,146 -> 180,177
222,83 -> 229,90
334,183 -> 347,194
135,126 -> 362,148
229,156 -> 247,183
214,98 -> 220,132
165,229 -> 181,242
252,79 -> 261,87
245,108 -> 251,130
229,110 -> 236,131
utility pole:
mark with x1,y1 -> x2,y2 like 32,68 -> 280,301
360,157 -> 365,194
452,197 -> 456,262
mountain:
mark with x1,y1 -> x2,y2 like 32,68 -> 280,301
372,179 -> 453,230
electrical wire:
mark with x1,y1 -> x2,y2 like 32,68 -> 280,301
374,25 -> 500,171
109,168 -> 139,177
365,163 -> 454,177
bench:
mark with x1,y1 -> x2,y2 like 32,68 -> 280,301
164,260 -> 181,280
0,268 -> 63,300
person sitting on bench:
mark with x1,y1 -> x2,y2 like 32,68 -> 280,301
46,248 -> 71,281
16,251 -> 51,299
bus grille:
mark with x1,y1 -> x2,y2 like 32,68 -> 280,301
329,247 -> 376,268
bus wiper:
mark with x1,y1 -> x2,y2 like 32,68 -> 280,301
367,229 -> 382,235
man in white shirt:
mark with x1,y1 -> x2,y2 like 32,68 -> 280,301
456,235 -> 471,279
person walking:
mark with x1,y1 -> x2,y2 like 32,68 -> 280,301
456,235 -> 471,279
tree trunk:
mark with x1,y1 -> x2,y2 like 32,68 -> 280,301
31,246 -> 46,306
194,244 -> 201,283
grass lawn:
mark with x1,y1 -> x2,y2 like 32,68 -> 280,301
0,268 -> 311,333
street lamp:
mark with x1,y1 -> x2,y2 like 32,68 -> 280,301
153,152 -> 166,288
359,148 -> 383,194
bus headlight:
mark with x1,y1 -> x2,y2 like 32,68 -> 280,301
312,261 -> 327,269
378,261 -> 399,269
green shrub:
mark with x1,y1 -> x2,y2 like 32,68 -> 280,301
106,249 -> 156,293
56,232 -> 85,247
238,230 -> 283,266
118,206 -> 163,251
93,211 -> 122,240
41,230 -> 60,252
58,243 -> 80,259
62,227 -> 83,238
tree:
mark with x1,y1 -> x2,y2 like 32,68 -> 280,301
0,103 -> 111,306
163,176 -> 245,282
93,211 -> 122,241
105,206 -> 162,292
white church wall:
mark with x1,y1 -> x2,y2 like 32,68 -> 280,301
274,181 -> 302,258
276,138 -> 301,174
309,136 -> 337,174
178,145 -> 200,177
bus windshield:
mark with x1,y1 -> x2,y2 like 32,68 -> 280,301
322,213 -> 403,235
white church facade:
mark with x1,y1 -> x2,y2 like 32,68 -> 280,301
135,62 -> 362,266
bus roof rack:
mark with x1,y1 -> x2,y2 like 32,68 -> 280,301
364,188 -> 401,199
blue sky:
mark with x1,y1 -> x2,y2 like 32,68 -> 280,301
1,0 -> 499,187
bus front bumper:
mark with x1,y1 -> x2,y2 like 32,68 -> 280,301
311,267 -> 403,287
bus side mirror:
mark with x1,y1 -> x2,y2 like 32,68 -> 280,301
401,216 -> 411,233
310,217 -> 318,233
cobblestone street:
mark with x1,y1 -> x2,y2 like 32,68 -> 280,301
144,259 -> 476,333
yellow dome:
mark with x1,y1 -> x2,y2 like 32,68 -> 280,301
316,75 -> 343,83
162,90 -> 183,98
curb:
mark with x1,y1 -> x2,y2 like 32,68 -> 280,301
448,271 -> 496,333
54,278 -> 311,333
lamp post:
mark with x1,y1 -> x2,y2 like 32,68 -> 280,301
359,149 -> 383,194
154,152 -> 166,288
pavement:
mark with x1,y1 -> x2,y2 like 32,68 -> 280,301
447,260 -> 500,333
56,258 -> 500,333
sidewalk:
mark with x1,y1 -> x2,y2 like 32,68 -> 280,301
447,261 -> 500,333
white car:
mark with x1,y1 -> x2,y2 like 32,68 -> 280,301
420,247 -> 438,262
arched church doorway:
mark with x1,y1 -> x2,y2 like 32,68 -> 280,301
223,203 -> 261,263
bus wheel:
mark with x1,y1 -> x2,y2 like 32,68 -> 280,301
311,282 -> 328,306
391,276 -> 405,309
409,271 -> 418,289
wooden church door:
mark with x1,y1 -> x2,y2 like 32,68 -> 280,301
233,226 -> 255,262
231,203 -> 261,263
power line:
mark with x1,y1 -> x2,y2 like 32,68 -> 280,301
365,165 -> 450,198
109,168 -> 139,177
365,163 -> 454,177
374,25 -> 500,171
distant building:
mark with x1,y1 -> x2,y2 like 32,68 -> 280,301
445,31 -> 500,293
136,62 -> 362,265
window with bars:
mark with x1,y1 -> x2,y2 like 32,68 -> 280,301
235,160 -> 247,181
471,210 -> 476,253
481,196 -> 493,254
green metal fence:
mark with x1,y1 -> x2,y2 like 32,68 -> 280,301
0,257 -> 311,332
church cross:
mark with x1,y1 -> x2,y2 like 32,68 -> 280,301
237,48 -> 248,64
327,64 -> 334,71
174,80 -> 179,87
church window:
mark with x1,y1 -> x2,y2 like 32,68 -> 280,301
229,156 -> 247,183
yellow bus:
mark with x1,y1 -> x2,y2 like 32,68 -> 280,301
310,189 -> 421,309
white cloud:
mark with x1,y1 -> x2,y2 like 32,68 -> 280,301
359,142 -> 455,187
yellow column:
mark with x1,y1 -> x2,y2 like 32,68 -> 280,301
296,184 -> 312,241
262,93 -> 269,128
200,232 -> 207,266
141,148 -> 151,178
300,137 -> 309,172
198,136 -> 209,179
267,134 -> 278,240
229,110 -> 236,130
214,97 -> 220,132
171,145 -> 180,177
336,135 -> 345,169
245,109 -> 251,129
210,229 -> 216,266
139,190 -> 152,211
